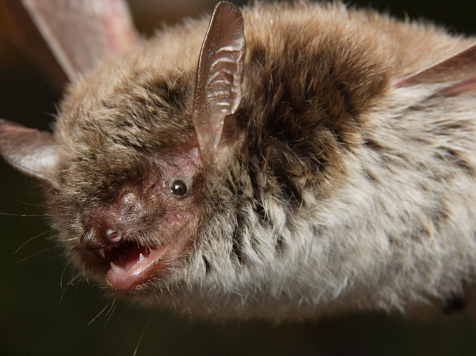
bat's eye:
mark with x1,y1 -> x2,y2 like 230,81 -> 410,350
169,179 -> 188,197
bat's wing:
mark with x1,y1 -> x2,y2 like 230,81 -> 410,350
4,0 -> 139,89
393,42 -> 476,97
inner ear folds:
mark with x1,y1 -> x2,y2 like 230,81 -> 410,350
0,119 -> 59,186
192,1 -> 245,169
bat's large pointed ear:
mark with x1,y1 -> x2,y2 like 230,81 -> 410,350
192,1 -> 246,170
0,120 -> 59,187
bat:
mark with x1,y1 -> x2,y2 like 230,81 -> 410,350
1,0 -> 476,321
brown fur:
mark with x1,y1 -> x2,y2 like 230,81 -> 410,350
52,1 -> 474,245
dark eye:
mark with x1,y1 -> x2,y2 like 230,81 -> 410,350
170,179 -> 188,197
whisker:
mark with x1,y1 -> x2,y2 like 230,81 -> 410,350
106,299 -> 116,316
81,261 -> 90,285
69,275 -> 82,286
148,178 -> 161,191
88,301 -> 113,326
58,285 -> 69,306
14,229 -> 54,254
104,299 -> 117,326
16,200 -> 46,208
0,212 -> 49,217
58,269 -> 79,307
60,255 -> 76,291
60,274 -> 82,303
132,313 -> 152,356
16,247 -> 55,263
171,161 -> 189,177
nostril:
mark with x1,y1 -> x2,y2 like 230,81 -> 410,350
105,227 -> 122,243
81,225 -> 124,251
82,212 -> 124,250
82,204 -> 129,250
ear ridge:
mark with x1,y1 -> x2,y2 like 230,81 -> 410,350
0,120 -> 59,186
192,1 -> 245,167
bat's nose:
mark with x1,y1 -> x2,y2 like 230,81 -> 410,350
80,188 -> 154,251
81,210 -> 124,250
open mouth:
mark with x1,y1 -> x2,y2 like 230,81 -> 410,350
95,241 -> 167,290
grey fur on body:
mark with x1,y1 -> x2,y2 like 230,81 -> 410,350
2,1 -> 476,320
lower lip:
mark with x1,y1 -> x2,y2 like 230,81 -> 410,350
105,245 -> 167,290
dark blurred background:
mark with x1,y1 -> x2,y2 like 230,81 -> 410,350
1,0 -> 476,355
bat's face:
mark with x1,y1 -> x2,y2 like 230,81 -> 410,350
46,48 -> 201,292
49,119 -> 204,292
0,2 -> 246,297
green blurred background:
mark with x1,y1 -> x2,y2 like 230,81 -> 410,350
1,0 -> 476,355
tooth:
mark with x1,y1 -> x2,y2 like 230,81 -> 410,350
98,249 -> 105,258
110,262 -> 125,276
139,253 -> 145,262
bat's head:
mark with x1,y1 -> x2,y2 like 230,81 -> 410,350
0,2 -> 247,296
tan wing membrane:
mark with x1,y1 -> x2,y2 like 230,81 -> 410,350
394,42 -> 476,87
5,0 -> 139,86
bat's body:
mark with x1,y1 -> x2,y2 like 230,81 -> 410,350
1,1 -> 476,320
